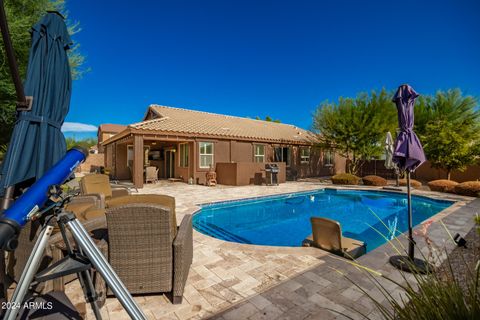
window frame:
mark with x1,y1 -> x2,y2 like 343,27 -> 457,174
300,147 -> 311,164
127,145 -> 134,168
274,146 -> 291,167
253,144 -> 265,163
199,142 -> 214,169
323,149 -> 334,167
179,143 -> 189,168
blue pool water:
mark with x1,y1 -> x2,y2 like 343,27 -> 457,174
193,189 -> 453,251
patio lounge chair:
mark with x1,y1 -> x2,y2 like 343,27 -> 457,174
95,195 -> 192,304
79,174 -> 131,208
305,217 -> 366,259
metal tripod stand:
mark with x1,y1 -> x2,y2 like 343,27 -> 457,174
4,193 -> 147,320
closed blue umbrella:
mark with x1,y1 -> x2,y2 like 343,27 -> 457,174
389,84 -> 429,273
0,12 -> 72,195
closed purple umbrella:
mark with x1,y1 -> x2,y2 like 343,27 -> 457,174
392,85 -> 426,171
390,84 -> 429,273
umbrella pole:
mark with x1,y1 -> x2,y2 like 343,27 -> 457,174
389,170 -> 431,274
0,0 -> 31,110
407,171 -> 414,260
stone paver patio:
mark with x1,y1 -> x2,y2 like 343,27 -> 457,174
66,181 -> 478,320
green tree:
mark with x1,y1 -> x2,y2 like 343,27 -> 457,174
65,137 -> 97,151
313,89 -> 397,174
0,0 -> 87,146
255,115 -> 281,123
416,89 -> 480,179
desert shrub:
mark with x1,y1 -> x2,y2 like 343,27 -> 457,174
331,173 -> 360,185
399,178 -> 422,188
362,175 -> 387,186
427,179 -> 459,193
454,181 -> 480,197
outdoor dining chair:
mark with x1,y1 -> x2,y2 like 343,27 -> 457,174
145,166 -> 159,184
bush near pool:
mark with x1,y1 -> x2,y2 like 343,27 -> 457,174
362,175 -> 387,186
399,178 -> 422,188
331,173 -> 360,185
427,179 -> 459,193
454,181 -> 480,197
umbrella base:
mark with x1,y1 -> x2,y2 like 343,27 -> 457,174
389,255 -> 432,274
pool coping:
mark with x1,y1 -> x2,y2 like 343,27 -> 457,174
187,186 -> 474,256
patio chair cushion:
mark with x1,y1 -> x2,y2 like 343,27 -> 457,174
81,208 -> 106,221
65,202 -> 96,219
80,174 -> 113,198
106,194 -> 177,237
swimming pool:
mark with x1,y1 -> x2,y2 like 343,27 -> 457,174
193,189 -> 453,251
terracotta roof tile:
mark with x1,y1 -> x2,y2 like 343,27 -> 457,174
98,123 -> 127,133
129,105 -> 316,144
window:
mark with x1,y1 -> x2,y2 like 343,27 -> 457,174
274,147 -> 291,166
324,149 -> 334,166
199,142 -> 214,168
127,145 -> 134,168
300,147 -> 310,164
127,145 -> 149,167
179,143 -> 189,167
254,145 -> 265,163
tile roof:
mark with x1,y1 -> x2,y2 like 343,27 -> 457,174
128,105 -> 316,144
98,123 -> 127,133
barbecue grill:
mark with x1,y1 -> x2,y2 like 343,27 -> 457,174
265,163 -> 279,186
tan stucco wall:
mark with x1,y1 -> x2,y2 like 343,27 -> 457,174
216,162 -> 287,186
231,141 -> 253,162
79,153 -> 104,173
414,161 -> 480,182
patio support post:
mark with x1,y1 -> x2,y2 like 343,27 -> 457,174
133,135 -> 144,188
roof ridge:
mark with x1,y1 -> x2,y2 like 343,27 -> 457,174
129,116 -> 169,128
149,104 -> 300,129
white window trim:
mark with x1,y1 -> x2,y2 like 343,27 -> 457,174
179,143 -> 189,168
300,147 -> 310,164
254,144 -> 265,163
199,142 -> 214,169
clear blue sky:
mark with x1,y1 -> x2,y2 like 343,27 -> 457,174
63,0 -> 480,137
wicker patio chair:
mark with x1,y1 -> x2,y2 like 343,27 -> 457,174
106,194 -> 176,235
304,217 -> 366,259
79,174 -> 131,208
97,201 -> 192,304
145,166 -> 159,184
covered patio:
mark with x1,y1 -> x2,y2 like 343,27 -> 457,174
104,132 -> 195,188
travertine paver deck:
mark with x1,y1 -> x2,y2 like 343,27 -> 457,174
65,181 -> 478,320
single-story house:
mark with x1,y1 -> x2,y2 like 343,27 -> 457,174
101,105 -> 346,188
97,124 -> 127,153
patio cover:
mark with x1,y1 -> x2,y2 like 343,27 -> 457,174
0,12 -> 72,195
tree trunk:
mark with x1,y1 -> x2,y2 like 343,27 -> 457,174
447,170 -> 451,180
